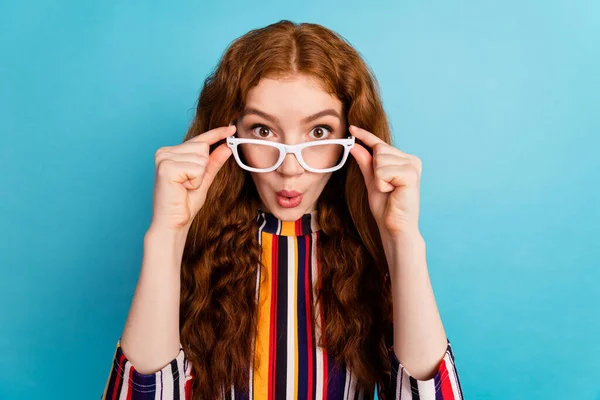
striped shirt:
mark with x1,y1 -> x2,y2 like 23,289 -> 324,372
102,210 -> 463,399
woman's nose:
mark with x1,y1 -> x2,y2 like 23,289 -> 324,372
277,152 -> 305,176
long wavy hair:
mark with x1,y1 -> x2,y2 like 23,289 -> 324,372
179,20 -> 394,399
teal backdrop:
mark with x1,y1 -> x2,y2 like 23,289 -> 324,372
1,1 -> 599,399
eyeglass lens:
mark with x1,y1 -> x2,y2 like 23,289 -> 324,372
238,142 -> 344,170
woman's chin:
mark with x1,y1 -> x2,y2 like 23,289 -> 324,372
268,203 -> 310,222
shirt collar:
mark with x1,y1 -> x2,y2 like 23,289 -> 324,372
256,208 -> 321,236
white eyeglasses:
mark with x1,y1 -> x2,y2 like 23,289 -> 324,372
226,136 -> 355,173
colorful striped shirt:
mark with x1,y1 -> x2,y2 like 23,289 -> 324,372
102,210 -> 463,399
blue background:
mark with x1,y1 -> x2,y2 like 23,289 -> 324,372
1,1 -> 599,399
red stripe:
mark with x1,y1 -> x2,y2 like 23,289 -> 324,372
112,354 -> 126,400
185,367 -> 193,398
126,366 -> 134,400
185,378 -> 193,398
322,352 -> 328,400
268,236 -> 279,400
296,219 -> 301,236
304,235 -> 314,399
439,359 -> 455,399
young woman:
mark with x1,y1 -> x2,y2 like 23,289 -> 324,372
102,20 -> 463,400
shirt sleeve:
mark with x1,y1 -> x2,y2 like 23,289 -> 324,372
379,338 -> 463,400
101,339 -> 194,400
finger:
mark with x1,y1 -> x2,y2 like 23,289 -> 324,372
374,152 -> 422,178
158,141 -> 211,161
349,142 -> 374,186
372,142 -> 408,157
157,159 -> 207,189
348,125 -> 386,149
350,125 -> 416,158
187,124 -> 237,146
373,153 -> 411,170
154,150 -> 207,191
199,142 -> 233,192
155,151 -> 208,167
375,164 -> 419,192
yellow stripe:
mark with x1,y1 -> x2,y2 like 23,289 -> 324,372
293,236 -> 299,399
280,220 -> 296,236
253,231 -> 272,398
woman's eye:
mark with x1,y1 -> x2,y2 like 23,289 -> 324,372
310,125 -> 333,139
249,124 -> 333,139
250,124 -> 273,139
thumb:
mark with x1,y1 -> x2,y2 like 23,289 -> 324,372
349,143 -> 374,186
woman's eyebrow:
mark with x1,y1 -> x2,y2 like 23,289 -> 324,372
241,107 -> 341,124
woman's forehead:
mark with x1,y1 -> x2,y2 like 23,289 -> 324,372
245,76 -> 341,110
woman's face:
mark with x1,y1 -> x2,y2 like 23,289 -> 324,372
234,74 -> 347,222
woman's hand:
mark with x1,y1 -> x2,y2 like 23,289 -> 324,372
151,125 -> 236,232
348,124 -> 423,239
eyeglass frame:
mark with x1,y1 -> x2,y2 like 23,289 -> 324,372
226,135 -> 356,173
